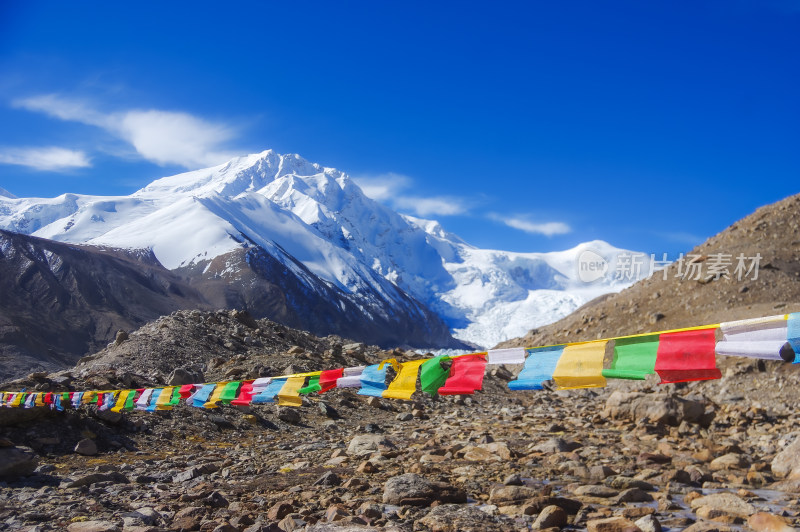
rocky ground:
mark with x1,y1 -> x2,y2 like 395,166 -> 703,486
1,310 -> 800,531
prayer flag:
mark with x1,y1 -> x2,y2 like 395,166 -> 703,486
337,366 -> 366,388
146,389 -> 163,412
204,383 -> 227,409
231,381 -> 255,406
488,348 -> 526,365
111,390 -> 132,413
438,354 -> 487,395
383,359 -> 426,400
251,379 -> 285,404
318,368 -> 344,393
788,313 -> 800,363
191,384 -> 215,408
420,356 -> 451,396
716,315 -> 788,360
156,387 -> 176,410
553,341 -> 608,389
655,328 -> 721,383
220,381 -> 242,404
357,364 -> 389,397
299,376 -> 321,395
508,346 -> 565,390
603,335 -> 659,380
178,384 -> 195,399
277,376 -> 307,407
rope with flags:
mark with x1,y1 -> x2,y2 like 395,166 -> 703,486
2,313 -> 798,412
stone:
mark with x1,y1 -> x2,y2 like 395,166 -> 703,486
94,408 -> 123,424
382,473 -> 466,506
603,390 -> 712,426
395,412 -> 413,421
615,488 -> 654,503
277,407 -> 301,424
586,516 -> 641,532
313,471 -> 342,486
503,473 -> 524,486
0,446 -> 38,479
635,515 -> 662,532
532,505 -> 568,530
203,491 -> 229,508
771,436 -> 800,479
346,434 -> 395,457
114,329 -> 129,345
74,438 -> 98,456
417,504 -> 516,531
574,484 -> 619,498
66,521 -> 120,532
168,368 -> 203,386
318,401 -> 339,419
747,512 -> 796,532
488,485 -> 539,504
688,492 -> 756,516
533,437 -> 582,453
65,472 -> 129,488
324,505 -> 349,522
709,453 -> 749,471
266,500 -> 295,521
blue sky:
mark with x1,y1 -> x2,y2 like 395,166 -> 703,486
0,1 -> 798,257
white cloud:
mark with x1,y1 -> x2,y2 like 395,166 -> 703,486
0,146 -> 91,171
354,172 -> 469,217
354,172 -> 412,201
394,196 -> 468,217
490,213 -> 571,236
13,94 -> 237,168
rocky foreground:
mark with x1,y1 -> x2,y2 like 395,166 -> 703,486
1,310 -> 800,532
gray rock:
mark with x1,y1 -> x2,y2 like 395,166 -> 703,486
0,446 -> 38,479
503,473 -> 524,486
533,437 -> 581,453
318,401 -> 339,419
417,504 -> 516,531
74,438 -> 98,456
347,434 -> 395,457
772,434 -> 800,479
635,514 -> 662,532
603,390 -> 714,426
382,473 -> 466,506
277,407 -> 301,424
168,368 -> 203,386
689,492 -> 756,516
574,484 -> 619,498
64,472 -> 129,488
66,521 -> 120,532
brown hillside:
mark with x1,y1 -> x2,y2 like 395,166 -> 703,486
498,192 -> 800,349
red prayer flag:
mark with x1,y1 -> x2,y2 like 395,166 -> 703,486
655,328 -> 721,383
178,384 -> 195,399
231,381 -> 254,406
318,368 -> 344,393
44,393 -> 53,404
438,354 -> 488,395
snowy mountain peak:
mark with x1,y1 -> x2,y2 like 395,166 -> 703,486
0,149 -> 646,347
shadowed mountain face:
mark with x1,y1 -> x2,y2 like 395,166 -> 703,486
0,230 -> 463,381
498,193 -> 800,349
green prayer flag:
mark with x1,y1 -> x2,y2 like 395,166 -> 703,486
124,390 -> 136,411
603,335 -> 659,380
169,387 -> 182,406
299,376 -> 322,395
420,356 -> 451,396
220,381 -> 242,404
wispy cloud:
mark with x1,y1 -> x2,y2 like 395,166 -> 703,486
489,213 -> 571,236
657,231 -> 705,246
0,146 -> 91,171
13,94 -> 238,168
354,172 -> 469,217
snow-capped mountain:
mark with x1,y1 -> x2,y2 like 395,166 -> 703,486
0,150 -> 644,348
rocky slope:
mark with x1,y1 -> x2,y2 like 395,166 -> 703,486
1,309 -> 799,531
0,228 -> 461,382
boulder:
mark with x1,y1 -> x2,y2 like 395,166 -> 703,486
771,435 -> 800,479
532,505 -> 568,530
689,492 -> 756,517
382,473 -> 466,506
603,391 -> 713,426
417,504 -> 516,531
0,446 -> 38,479
347,434 -> 395,457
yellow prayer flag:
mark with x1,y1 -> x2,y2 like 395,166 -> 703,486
11,393 -> 24,407
82,391 -> 97,404
277,376 -> 306,407
111,390 -> 131,413
203,383 -> 226,409
382,359 -> 426,400
156,387 -> 176,410
34,393 -> 46,407
552,340 -> 608,390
